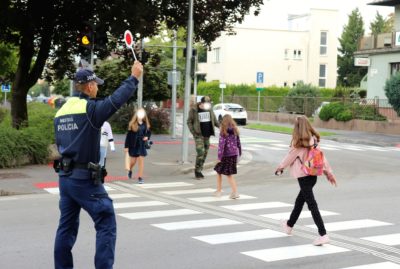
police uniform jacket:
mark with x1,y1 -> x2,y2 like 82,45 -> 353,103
54,76 -> 138,179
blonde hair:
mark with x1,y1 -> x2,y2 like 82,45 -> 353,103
128,108 -> 151,132
220,114 -> 239,137
291,115 -> 320,148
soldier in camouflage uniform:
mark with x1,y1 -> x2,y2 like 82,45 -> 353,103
187,96 -> 219,179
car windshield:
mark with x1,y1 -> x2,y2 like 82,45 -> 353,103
225,104 -> 243,111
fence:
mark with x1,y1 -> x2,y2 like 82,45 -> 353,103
223,96 -> 399,121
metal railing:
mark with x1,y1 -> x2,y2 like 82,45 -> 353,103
358,32 -> 398,51
223,96 -> 399,121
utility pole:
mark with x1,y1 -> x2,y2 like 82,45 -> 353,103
171,30 -> 178,139
193,53 -> 198,98
137,39 -> 144,108
181,0 -> 194,163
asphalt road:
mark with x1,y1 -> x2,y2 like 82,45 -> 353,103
1,126 -> 400,269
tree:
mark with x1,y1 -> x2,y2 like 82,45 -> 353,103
384,13 -> 394,33
338,8 -> 367,87
384,73 -> 400,116
0,42 -> 18,82
52,79 -> 70,96
0,0 -> 262,129
370,11 -> 386,35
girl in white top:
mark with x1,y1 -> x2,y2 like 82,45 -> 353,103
99,121 -> 115,167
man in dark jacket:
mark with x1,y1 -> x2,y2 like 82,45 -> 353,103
54,61 -> 143,269
187,96 -> 219,179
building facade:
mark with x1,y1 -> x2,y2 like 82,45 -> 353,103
200,9 -> 339,88
354,0 -> 400,99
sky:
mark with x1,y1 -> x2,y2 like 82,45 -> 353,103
239,0 -> 394,36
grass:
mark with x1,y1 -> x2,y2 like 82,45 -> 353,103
246,123 -> 336,136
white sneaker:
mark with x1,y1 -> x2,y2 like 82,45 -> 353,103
280,219 -> 293,235
229,192 -> 240,199
214,190 -> 222,197
313,235 -> 330,246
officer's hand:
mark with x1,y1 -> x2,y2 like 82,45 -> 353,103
131,61 -> 143,79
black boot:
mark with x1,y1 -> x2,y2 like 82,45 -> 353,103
194,171 -> 203,179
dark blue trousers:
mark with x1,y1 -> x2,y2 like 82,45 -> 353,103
54,176 -> 116,269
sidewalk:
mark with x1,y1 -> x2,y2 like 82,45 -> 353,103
1,122 -> 399,196
247,120 -> 400,147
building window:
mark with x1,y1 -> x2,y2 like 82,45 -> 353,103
284,49 -> 289,59
319,64 -> 327,87
293,50 -> 297,59
390,63 -> 400,75
284,82 -> 287,87
320,31 -> 327,55
212,47 -> 220,63
297,50 -> 302,59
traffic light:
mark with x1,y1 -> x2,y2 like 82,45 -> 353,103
94,26 -> 108,51
77,23 -> 93,49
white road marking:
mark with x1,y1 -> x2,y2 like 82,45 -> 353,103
193,229 -> 288,244
221,202 -> 292,211
113,201 -> 168,209
189,194 -> 257,202
361,233 -> 400,246
138,182 -> 193,189
307,219 -> 393,231
242,244 -> 350,262
118,209 -> 202,220
152,218 -> 242,230
260,210 -> 339,220
160,188 -> 216,195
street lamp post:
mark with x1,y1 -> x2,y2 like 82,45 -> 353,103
181,0 -> 194,163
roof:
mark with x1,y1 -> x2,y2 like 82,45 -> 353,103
368,0 -> 399,6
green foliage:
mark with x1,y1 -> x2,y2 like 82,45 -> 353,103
108,104 -> 170,134
319,102 -> 351,121
370,11 -> 387,35
319,101 -> 386,122
285,82 -> 321,116
95,58 -> 170,102
0,103 -> 56,167
338,8 -> 367,87
384,73 -> 400,116
52,79 -> 70,96
0,107 -> 7,123
0,42 -> 18,82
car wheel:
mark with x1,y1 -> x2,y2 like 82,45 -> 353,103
242,119 -> 247,125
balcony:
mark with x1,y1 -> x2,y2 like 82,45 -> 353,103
358,32 -> 400,52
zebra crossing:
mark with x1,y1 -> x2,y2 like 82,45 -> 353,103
41,181 -> 400,267
96,181 -> 400,268
209,135 -> 400,153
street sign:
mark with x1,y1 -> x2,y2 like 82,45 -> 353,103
167,71 -> 181,85
1,84 -> 11,92
256,72 -> 264,91
219,83 -> 226,89
354,57 -> 370,67
124,30 -> 137,61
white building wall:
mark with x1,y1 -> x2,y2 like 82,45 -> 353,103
205,9 -> 338,89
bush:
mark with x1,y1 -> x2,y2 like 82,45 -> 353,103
0,107 -> 7,123
384,73 -> 400,116
0,103 -> 55,168
108,104 -> 170,134
319,102 -> 352,122
285,82 -> 321,116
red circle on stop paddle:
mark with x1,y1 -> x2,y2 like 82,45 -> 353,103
124,30 -> 133,47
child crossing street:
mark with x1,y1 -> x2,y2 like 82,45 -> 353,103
275,115 -> 337,246
214,114 -> 242,199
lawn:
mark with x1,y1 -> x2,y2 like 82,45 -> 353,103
246,123 -> 336,136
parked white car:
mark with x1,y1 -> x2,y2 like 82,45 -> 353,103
213,103 -> 247,125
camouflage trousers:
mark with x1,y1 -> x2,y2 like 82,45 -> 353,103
194,136 -> 210,173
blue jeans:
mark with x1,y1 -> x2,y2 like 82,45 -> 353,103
54,176 -> 116,269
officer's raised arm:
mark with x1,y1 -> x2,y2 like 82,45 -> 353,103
90,61 -> 143,126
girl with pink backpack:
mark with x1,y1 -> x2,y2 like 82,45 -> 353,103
275,115 -> 337,246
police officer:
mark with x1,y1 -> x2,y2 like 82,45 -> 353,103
53,61 -> 143,269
